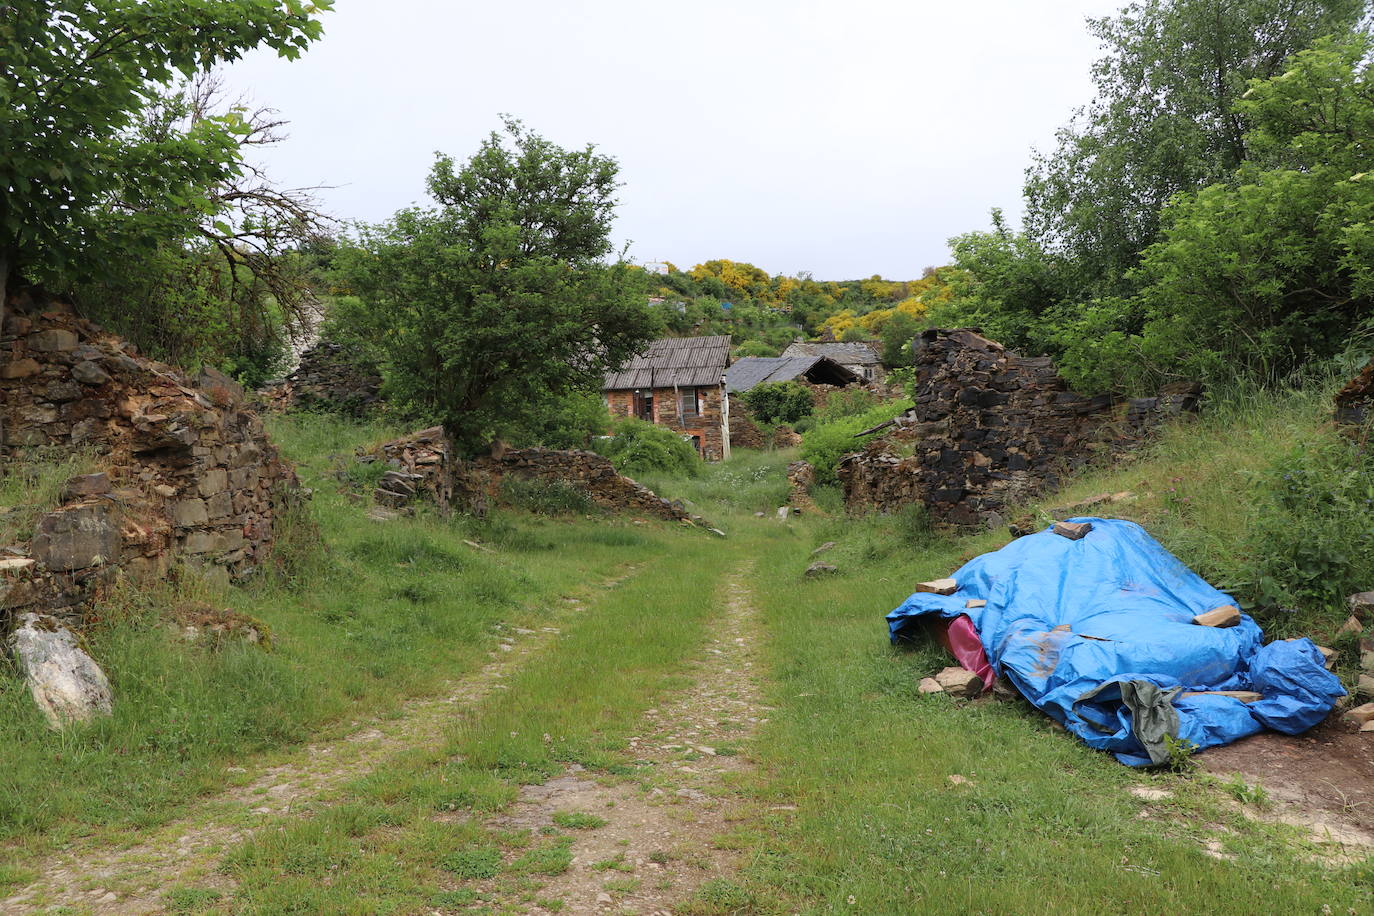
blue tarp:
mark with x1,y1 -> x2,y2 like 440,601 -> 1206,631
886,518 -> 1346,766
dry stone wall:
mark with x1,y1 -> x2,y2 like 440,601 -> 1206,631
261,339 -> 381,415
361,429 -> 703,525
0,290 -> 300,628
838,329 -> 1198,526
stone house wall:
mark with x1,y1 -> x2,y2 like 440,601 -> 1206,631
605,385 -> 731,461
0,290 -> 300,628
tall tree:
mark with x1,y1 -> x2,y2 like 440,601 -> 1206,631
336,120 -> 661,456
1023,0 -> 1366,296
0,0 -> 331,321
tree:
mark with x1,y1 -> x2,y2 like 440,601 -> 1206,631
1024,0 -> 1365,296
72,75 -> 332,381
0,0 -> 330,323
1124,35 -> 1374,385
336,120 -> 662,456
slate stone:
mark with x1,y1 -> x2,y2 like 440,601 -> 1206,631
31,504 -> 120,571
72,360 -> 112,385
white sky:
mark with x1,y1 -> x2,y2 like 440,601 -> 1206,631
225,0 -> 1124,280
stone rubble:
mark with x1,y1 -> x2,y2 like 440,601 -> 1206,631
258,339 -> 381,415
359,427 -> 711,527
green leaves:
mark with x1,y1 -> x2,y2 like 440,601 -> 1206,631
335,122 -> 659,455
0,0 -> 332,282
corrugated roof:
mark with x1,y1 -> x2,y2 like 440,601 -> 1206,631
725,356 -> 863,393
780,341 -> 881,365
603,335 -> 732,390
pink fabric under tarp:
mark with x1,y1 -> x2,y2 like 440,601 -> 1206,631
934,614 -> 995,688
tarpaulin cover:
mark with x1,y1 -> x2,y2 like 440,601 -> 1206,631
886,518 -> 1347,766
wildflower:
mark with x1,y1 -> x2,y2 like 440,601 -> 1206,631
847,896 -> 856,906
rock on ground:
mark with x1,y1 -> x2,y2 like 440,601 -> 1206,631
8,613 -> 112,728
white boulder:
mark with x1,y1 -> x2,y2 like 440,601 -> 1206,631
8,613 -> 113,728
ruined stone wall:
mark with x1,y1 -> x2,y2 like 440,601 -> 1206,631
838,329 -> 1198,526
260,340 -> 381,415
0,291 -> 299,627
361,429 -> 702,525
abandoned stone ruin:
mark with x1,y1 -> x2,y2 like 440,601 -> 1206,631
260,338 -> 382,415
0,290 -> 300,723
837,328 -> 1199,526
360,426 -> 712,528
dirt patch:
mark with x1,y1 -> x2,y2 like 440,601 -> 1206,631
1198,716 -> 1374,853
493,567 -> 768,914
0,567 -> 640,915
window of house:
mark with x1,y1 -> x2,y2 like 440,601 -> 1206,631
633,389 -> 654,421
679,387 -> 700,420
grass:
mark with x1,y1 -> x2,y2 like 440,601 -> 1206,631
552,810 -> 608,830
714,510 -> 1374,914
4,393 -> 1373,913
0,446 -> 99,542
0,413 -> 649,857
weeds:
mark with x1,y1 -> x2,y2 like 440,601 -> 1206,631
500,477 -> 601,516
552,810 -> 607,830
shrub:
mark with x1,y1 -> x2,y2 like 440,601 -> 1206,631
593,417 -> 700,478
813,388 -> 880,424
740,381 -> 813,425
800,400 -> 911,486
1231,434 -> 1374,614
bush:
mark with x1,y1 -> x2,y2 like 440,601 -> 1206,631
813,388 -> 880,424
800,400 -> 911,486
1231,434 -> 1374,614
593,417 -> 700,478
740,381 -> 813,425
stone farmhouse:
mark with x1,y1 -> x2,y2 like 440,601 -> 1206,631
724,355 -> 860,394
780,340 -> 884,384
603,335 -> 732,461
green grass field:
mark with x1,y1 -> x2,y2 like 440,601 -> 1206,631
2,401 -> 1371,913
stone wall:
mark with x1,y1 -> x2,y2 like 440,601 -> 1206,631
361,429 -> 707,526
0,290 -> 300,627
261,339 -> 381,415
837,329 -> 1198,526
605,385 -> 730,461
727,413 -> 802,451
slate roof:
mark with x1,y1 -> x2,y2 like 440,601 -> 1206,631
603,335 -> 732,390
780,341 -> 881,365
724,356 -> 861,393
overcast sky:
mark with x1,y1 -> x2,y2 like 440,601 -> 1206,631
224,0 -> 1125,280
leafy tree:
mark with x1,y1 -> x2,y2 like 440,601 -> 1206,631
878,311 -> 922,367
928,210 -> 1077,356
71,75 -> 331,380
0,0 -> 331,320
336,120 -> 661,456
1024,0 -> 1365,296
1124,35 -> 1374,385
740,382 -> 814,425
